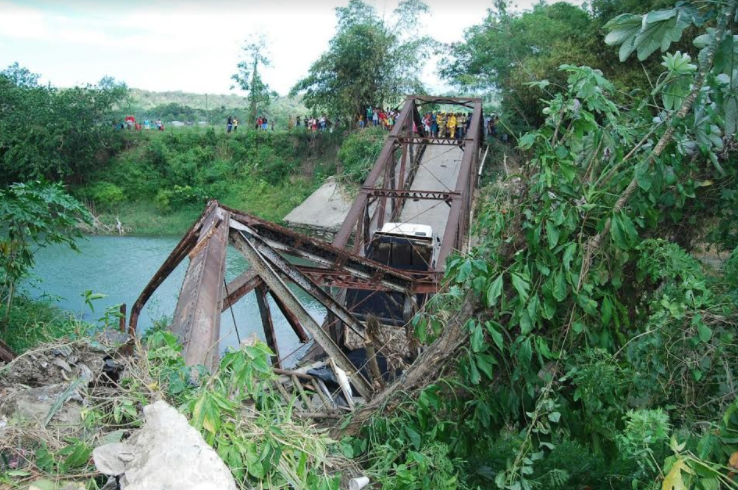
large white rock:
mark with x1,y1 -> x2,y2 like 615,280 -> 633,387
93,401 -> 237,490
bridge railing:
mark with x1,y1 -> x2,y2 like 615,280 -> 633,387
332,95 -> 484,271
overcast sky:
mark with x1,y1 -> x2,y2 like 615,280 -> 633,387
0,0 -> 584,96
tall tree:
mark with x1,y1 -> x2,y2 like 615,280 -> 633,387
291,0 -> 434,120
0,64 -> 128,184
232,36 -> 274,125
442,0 -> 677,133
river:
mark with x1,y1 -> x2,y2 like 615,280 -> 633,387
27,235 -> 324,367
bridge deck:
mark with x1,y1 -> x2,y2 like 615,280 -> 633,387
398,144 -> 463,246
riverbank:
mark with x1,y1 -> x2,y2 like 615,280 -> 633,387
74,128 -> 345,235
90,173 -> 319,235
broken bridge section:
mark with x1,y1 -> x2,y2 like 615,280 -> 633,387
128,95 -> 485,406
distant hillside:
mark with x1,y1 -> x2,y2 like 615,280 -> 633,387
127,88 -> 308,125
129,89 -> 250,110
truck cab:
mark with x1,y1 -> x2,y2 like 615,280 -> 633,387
345,223 -> 439,327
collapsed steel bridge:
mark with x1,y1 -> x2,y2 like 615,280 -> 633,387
127,96 -> 485,403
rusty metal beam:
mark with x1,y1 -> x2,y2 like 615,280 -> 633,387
437,100 -> 483,266
255,285 -> 281,368
363,187 -> 459,203
298,266 -> 441,294
129,201 -> 217,334
396,136 -> 464,146
226,212 -> 414,293
222,269 -> 263,311
237,229 -> 368,340
170,206 -> 230,371
229,230 -> 373,400
269,290 -> 309,343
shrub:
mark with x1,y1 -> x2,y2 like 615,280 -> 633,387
82,181 -> 125,211
337,127 -> 385,183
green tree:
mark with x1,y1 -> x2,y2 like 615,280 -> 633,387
291,0 -> 433,121
0,182 -> 91,329
232,36 -> 275,125
442,0 -> 677,133
0,64 -> 128,185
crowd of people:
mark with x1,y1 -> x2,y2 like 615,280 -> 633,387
357,107 -> 403,130
355,108 -> 501,140
115,117 -> 164,131
220,109 -> 503,140
288,115 -> 333,132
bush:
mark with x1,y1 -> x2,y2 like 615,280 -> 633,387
337,127 -> 385,183
82,181 -> 125,211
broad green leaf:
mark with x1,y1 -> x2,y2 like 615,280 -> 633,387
563,243 -> 577,271
604,13 -> 643,62
546,220 -> 560,249
520,311 -> 533,334
485,321 -> 505,352
697,323 -> 713,343
553,269 -> 567,302
635,161 -> 652,191
601,296 -> 614,326
511,272 -> 530,302
471,322 -> 485,352
405,425 -> 422,450
519,133 -> 536,149
634,9 -> 690,61
517,336 -> 533,366
476,354 -> 495,379
486,274 -> 504,307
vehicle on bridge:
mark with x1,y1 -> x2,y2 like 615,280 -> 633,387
345,222 -> 438,327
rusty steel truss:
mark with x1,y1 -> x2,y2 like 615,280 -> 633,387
128,95 -> 484,402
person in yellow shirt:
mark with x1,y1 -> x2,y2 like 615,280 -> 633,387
447,113 -> 457,139
437,112 -> 446,138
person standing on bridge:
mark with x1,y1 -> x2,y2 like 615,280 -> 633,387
447,113 -> 457,139
430,113 -> 438,137
436,112 -> 445,138
456,113 -> 464,140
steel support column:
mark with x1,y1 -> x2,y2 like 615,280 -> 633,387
170,206 -> 230,371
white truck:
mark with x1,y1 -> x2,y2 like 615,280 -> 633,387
345,222 -> 440,327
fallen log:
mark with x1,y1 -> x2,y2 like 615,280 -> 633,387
0,338 -> 16,363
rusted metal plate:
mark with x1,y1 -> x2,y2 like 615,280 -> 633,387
170,206 -> 230,371
129,201 -> 216,334
230,230 -> 373,400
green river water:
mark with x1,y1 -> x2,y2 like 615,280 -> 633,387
27,235 -> 323,367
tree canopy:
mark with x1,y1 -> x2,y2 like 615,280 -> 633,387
291,0 -> 433,119
442,0 -> 677,132
232,36 -> 276,124
0,63 -> 128,185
